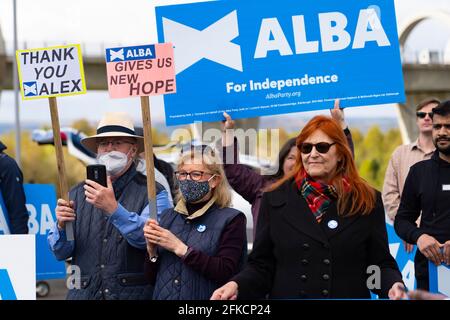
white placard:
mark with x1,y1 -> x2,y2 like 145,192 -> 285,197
16,44 -> 86,100
0,235 -> 36,300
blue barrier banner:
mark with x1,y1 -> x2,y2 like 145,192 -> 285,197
156,0 -> 405,126
23,184 -> 66,280
386,221 -> 416,291
1,185 -> 65,280
0,235 -> 36,300
0,269 -> 17,300
429,261 -> 450,296
369,221 -> 416,299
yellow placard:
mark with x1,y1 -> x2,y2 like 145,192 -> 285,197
16,44 -> 87,100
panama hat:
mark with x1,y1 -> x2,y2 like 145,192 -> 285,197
81,112 -> 144,154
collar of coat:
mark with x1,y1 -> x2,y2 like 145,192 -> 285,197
112,164 -> 138,199
175,195 -> 218,220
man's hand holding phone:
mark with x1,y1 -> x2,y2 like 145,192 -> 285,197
84,165 -> 117,214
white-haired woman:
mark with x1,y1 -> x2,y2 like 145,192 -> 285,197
144,147 -> 247,300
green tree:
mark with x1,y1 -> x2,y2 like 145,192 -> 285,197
352,125 -> 402,190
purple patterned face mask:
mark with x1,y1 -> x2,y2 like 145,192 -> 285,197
179,176 -> 215,203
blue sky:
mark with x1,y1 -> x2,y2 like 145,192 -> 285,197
0,0 -> 449,126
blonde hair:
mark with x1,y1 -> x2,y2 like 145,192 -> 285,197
176,148 -> 232,208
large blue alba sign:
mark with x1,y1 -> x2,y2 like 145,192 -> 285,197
156,0 -> 405,125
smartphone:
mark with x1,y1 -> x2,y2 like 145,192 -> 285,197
86,164 -> 107,187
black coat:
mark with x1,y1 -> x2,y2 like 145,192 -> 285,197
0,141 -> 29,234
233,178 -> 402,299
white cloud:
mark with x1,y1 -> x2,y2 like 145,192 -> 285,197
0,0 -> 211,50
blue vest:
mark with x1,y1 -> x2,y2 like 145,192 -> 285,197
67,166 -> 163,300
153,205 -> 247,300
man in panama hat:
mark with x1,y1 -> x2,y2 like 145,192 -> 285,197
48,112 -> 172,300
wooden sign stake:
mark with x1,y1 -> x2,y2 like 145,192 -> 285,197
140,96 -> 157,219
48,97 -> 73,240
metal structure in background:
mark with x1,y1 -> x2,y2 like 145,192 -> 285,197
397,10 -> 450,144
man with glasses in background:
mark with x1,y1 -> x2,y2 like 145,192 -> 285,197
48,112 -> 172,300
383,98 -> 440,253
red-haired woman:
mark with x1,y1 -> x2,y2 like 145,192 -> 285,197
212,115 -> 407,300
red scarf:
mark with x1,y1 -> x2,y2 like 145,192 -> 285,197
295,169 -> 350,223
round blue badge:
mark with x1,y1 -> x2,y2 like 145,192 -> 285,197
197,224 -> 207,233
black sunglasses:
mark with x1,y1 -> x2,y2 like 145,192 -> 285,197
416,111 -> 433,119
299,142 -> 336,154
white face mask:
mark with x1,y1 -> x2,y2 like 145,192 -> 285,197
97,151 -> 129,176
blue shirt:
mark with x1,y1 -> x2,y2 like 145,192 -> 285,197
47,189 -> 172,260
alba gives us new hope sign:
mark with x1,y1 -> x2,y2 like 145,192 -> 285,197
156,0 -> 405,126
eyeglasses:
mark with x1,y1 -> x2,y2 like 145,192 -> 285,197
175,170 -> 215,181
299,142 -> 336,154
416,111 -> 433,119
97,139 -> 135,149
